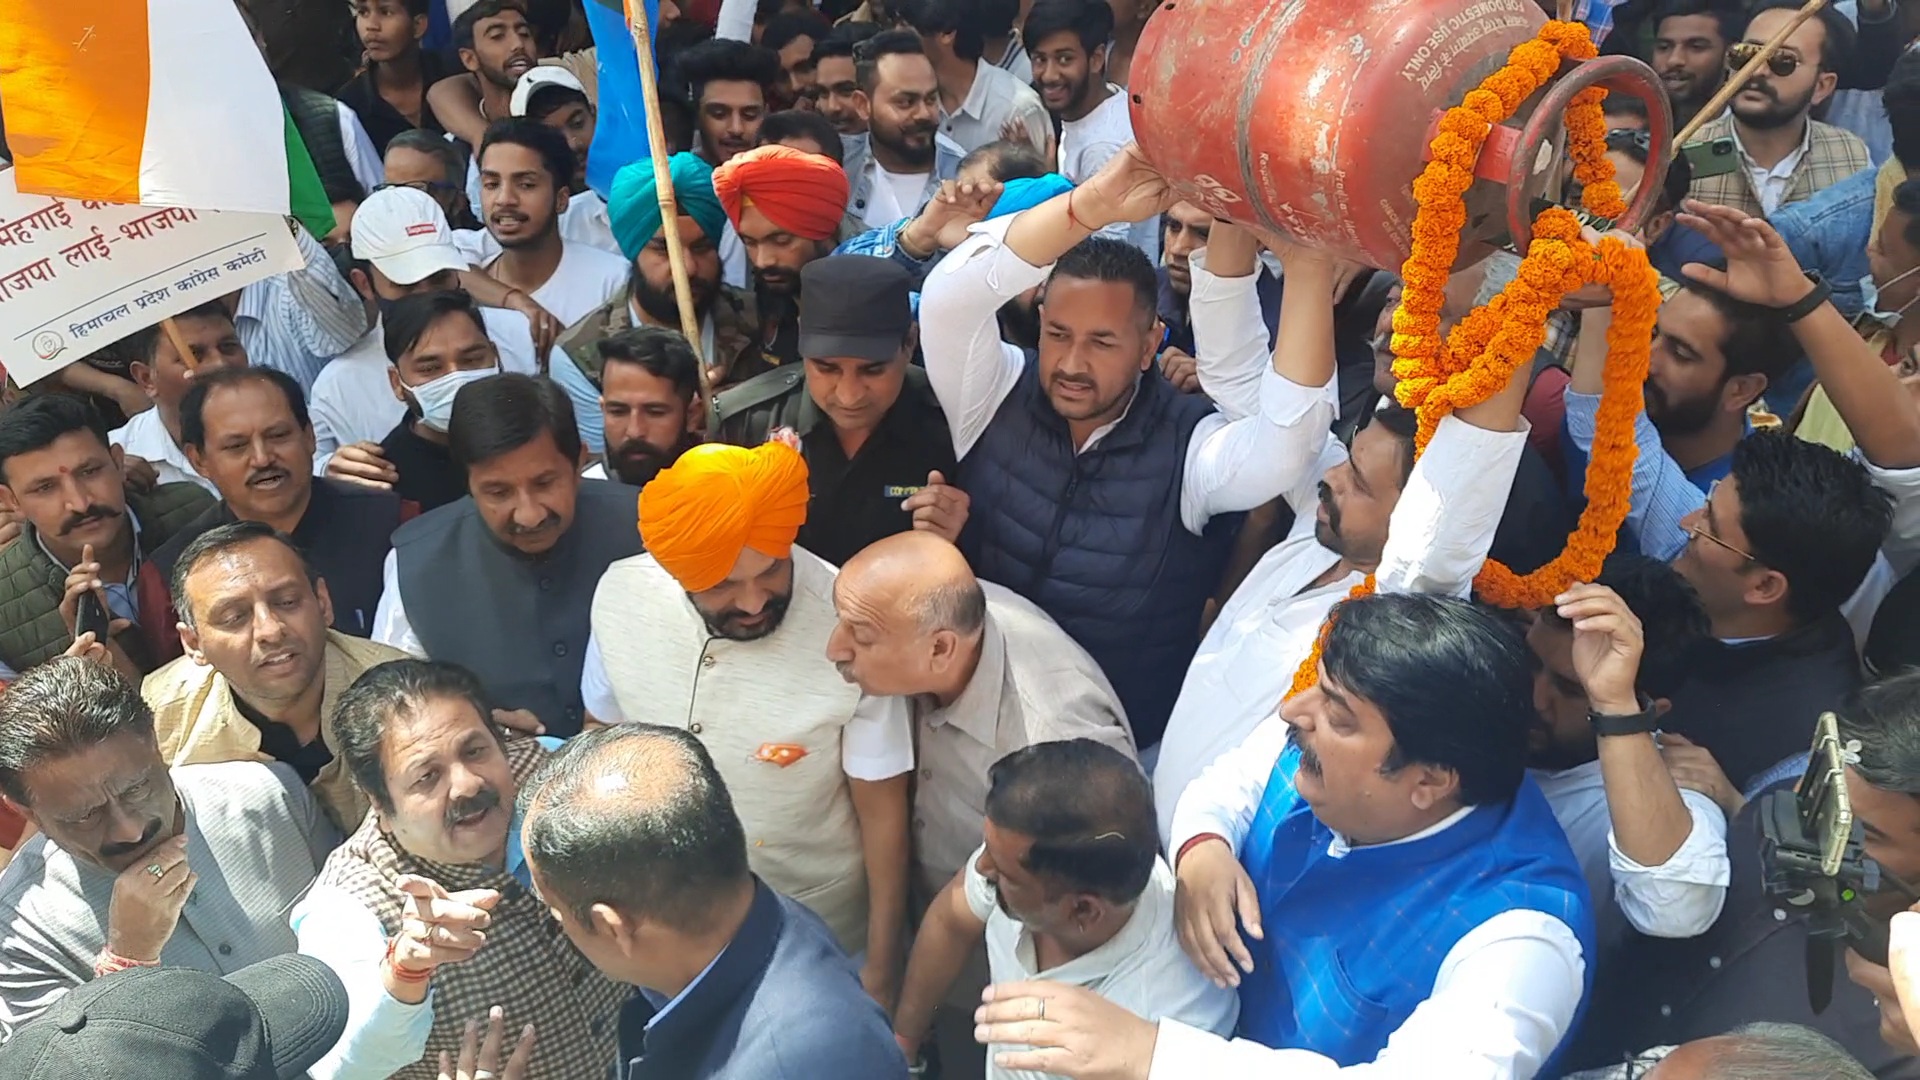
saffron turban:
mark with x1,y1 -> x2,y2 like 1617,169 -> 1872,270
608,153 -> 729,263
711,145 -> 850,243
639,442 -> 811,592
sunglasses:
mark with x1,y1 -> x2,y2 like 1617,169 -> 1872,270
1727,40 -> 1807,79
1605,128 -> 1651,154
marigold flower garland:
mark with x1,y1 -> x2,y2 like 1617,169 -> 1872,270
1288,20 -> 1661,698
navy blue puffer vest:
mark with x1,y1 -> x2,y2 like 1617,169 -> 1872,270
958,354 -> 1237,748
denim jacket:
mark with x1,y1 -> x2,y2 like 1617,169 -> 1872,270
1770,164 -> 1878,321
839,131 -> 965,227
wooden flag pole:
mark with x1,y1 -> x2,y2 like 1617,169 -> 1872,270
1671,0 -> 1829,151
623,0 -> 712,401
160,317 -> 197,372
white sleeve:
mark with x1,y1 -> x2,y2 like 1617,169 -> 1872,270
1608,786 -> 1730,938
842,694 -> 914,781
370,551 -> 426,657
1374,414 -> 1530,598
1186,247 -> 1270,421
918,216 -> 1048,459
1166,712 -> 1292,857
714,0 -> 755,41
336,104 -> 386,199
1178,368 -> 1339,533
580,630 -> 624,723
294,884 -> 436,1080
1146,910 -> 1586,1080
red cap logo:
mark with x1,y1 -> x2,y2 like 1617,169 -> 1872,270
404,223 -> 438,237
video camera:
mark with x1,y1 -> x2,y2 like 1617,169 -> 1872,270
1759,711 -> 1906,1012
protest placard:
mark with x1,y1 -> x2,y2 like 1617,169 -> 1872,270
0,167 -> 301,388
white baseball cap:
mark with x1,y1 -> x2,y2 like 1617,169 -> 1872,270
510,66 -> 588,118
350,187 -> 467,287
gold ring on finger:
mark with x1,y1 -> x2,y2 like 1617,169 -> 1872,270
145,863 -> 164,879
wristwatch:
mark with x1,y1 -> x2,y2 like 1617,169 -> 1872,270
1589,701 -> 1660,738
1777,270 -> 1832,324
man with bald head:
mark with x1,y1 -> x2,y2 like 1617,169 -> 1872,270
827,531 -> 1134,1068
518,724 -> 909,1079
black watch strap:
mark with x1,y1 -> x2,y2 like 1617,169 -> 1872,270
1590,703 -> 1660,738
1779,271 -> 1832,324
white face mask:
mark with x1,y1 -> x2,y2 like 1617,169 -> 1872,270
1863,263 -> 1920,328
407,366 -> 498,432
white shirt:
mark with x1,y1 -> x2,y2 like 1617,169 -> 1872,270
308,310 -> 540,469
919,217 -> 1334,542
1147,250 -> 1530,839
968,848 -> 1237,1080
468,241 -> 629,331
1057,91 -> 1157,261
1731,118 -> 1814,216
334,103 -> 386,200
579,627 -> 915,782
372,550 -> 424,657
1163,719 -> 1586,1080
581,461 -> 608,480
940,61 -> 1052,156
992,35 -> 1035,90
861,163 -> 931,229
109,408 -> 216,495
1532,761 -> 1730,940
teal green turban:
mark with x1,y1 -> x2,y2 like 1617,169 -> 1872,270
609,153 -> 728,262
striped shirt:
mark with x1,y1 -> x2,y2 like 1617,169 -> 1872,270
234,225 -> 370,393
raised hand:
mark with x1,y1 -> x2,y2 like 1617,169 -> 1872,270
389,874 -> 502,978
1078,143 -> 1180,229
1554,583 -> 1643,716
1675,199 -> 1814,309
107,834 -> 195,963
903,470 -> 970,543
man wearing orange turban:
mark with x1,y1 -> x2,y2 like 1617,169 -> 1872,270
581,435 -> 912,997
711,145 -> 853,371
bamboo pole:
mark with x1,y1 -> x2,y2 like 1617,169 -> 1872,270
623,0 -> 712,400
1671,0 -> 1830,151
160,317 -> 197,372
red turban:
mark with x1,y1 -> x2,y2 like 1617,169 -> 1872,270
638,442 -> 811,592
711,145 -> 850,242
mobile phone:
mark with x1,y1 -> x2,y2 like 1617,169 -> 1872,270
1797,711 -> 1853,878
75,592 -> 110,643
1682,136 -> 1739,180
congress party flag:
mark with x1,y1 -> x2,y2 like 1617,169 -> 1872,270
0,0 -> 330,236
583,0 -> 663,199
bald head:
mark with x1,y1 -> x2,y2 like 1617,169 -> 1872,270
828,533 -> 989,699
839,532 -> 986,636
519,725 -> 749,931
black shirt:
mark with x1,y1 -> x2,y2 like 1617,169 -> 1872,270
336,51 -> 451,155
382,421 -> 467,512
711,365 -> 956,566
231,690 -> 334,784
150,478 -> 408,639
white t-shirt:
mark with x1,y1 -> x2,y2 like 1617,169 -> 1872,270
308,309 -> 541,469
452,191 -> 622,262
478,241 -> 629,330
1058,91 -> 1158,262
109,409 -> 216,495
861,165 -> 931,229
965,847 -> 1238,1080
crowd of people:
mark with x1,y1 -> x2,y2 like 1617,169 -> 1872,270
1,0 -> 1919,1077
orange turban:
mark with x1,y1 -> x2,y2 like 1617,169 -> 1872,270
639,442 -> 811,592
711,145 -> 850,243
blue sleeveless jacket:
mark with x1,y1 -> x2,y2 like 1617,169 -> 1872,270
956,353 -> 1236,748
1237,744 -> 1596,1069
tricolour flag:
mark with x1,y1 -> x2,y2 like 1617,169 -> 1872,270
0,0 -> 328,234
583,0 -> 662,198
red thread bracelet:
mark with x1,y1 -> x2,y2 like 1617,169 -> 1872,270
384,936 -> 432,983
1066,187 -> 1088,232
1175,832 -> 1227,868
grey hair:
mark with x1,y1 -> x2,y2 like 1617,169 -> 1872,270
1708,1023 -> 1872,1079
0,658 -> 156,804
386,129 -> 468,188
1835,671 -> 1920,796
913,579 -> 987,637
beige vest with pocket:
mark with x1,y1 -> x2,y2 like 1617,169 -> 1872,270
590,547 -> 869,953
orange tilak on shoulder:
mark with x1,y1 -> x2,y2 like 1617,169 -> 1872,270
1287,20 -> 1656,701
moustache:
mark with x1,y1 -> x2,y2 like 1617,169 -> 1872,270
444,785 -> 501,831
246,466 -> 289,487
60,504 -> 121,535
1737,78 -> 1779,102
1298,739 -> 1324,779
504,511 -> 562,537
99,817 -> 163,860
1317,481 -> 1341,533
1050,372 -> 1096,393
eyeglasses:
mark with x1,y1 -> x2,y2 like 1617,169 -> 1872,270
1605,128 -> 1651,155
1686,479 -> 1763,564
1727,41 -> 1806,79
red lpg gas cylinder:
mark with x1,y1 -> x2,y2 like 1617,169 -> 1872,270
1128,0 -> 1671,270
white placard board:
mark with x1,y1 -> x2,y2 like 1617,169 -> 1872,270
0,167 -> 302,388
